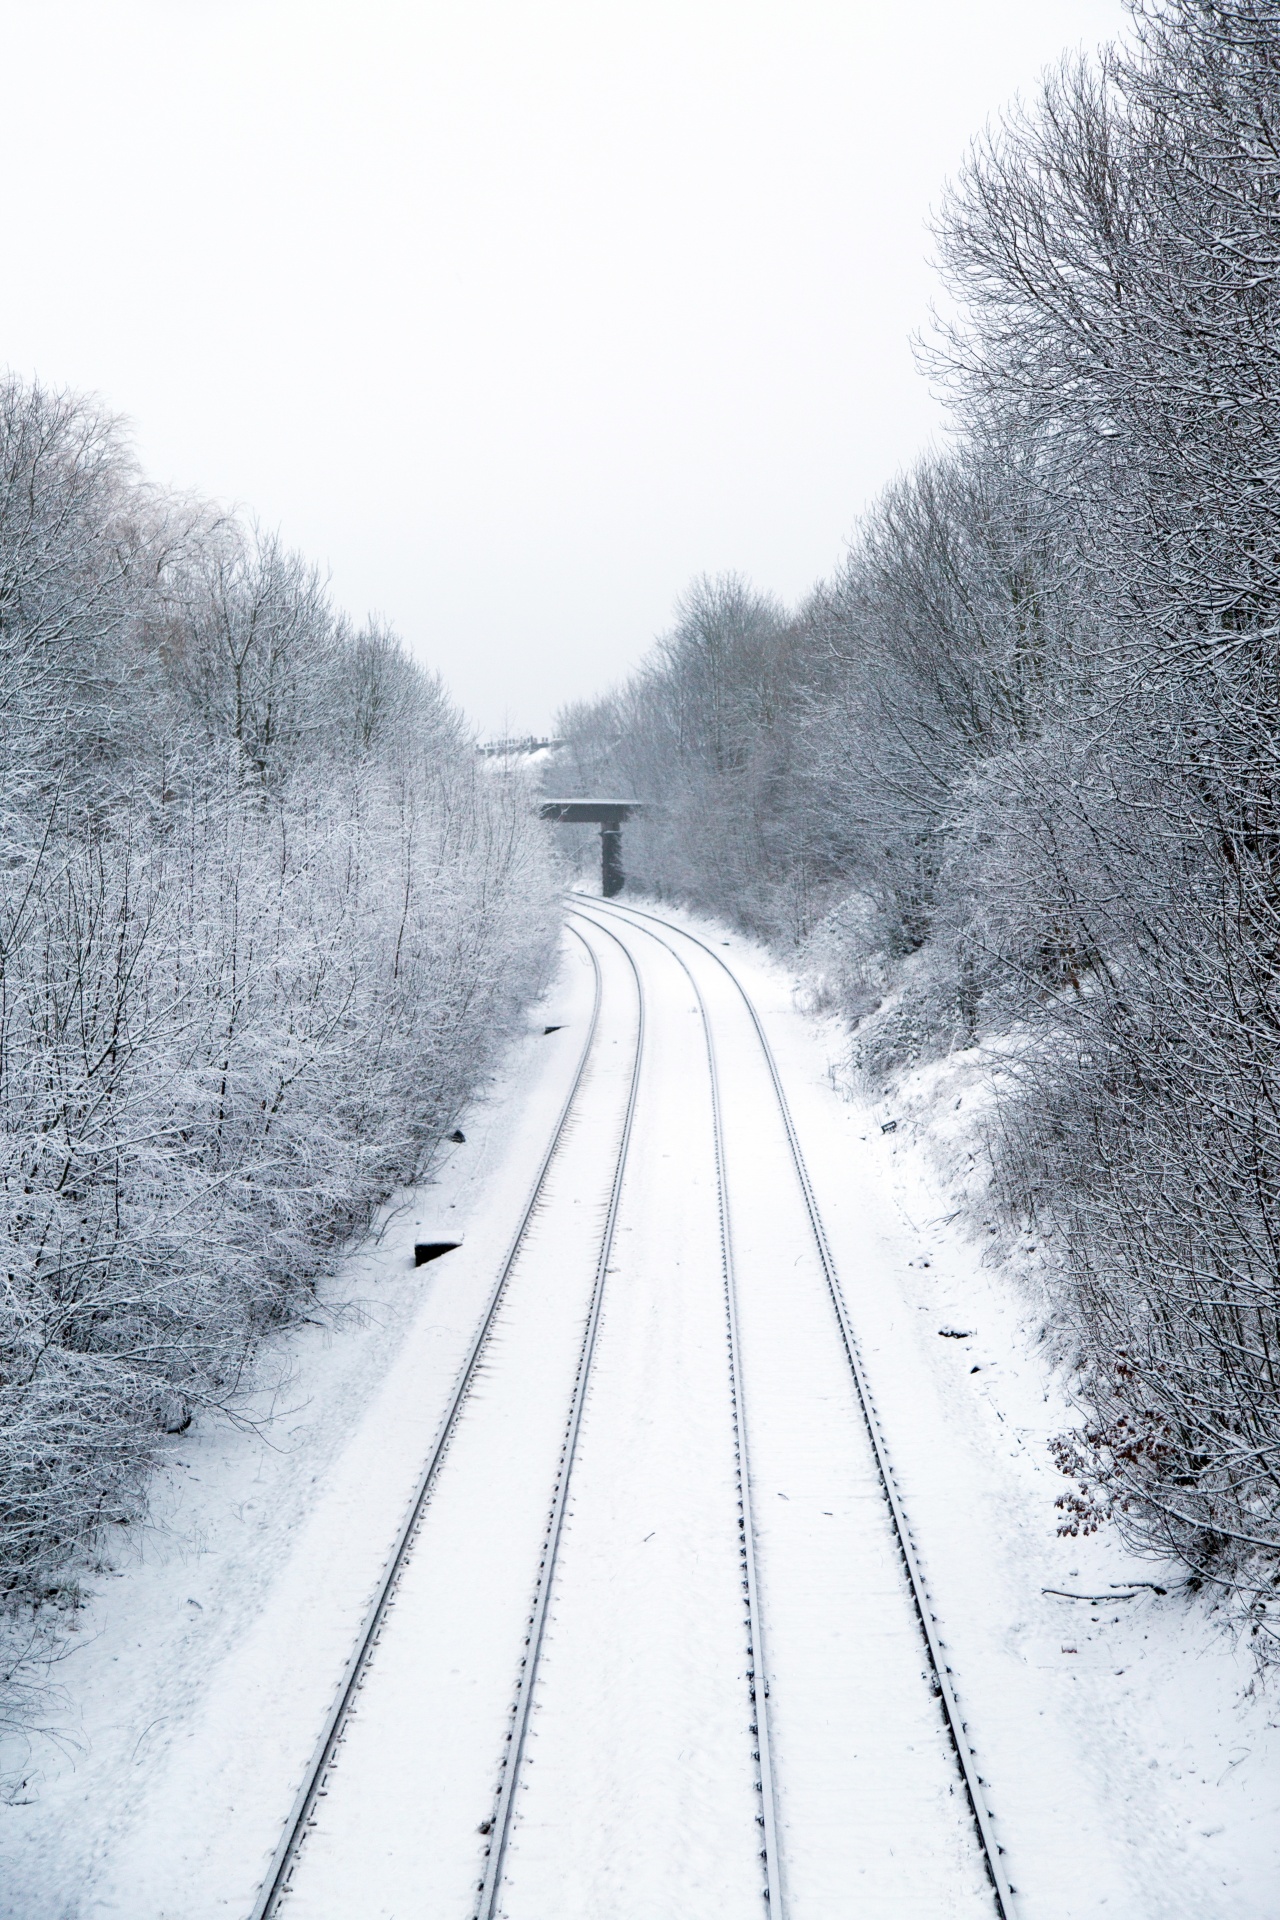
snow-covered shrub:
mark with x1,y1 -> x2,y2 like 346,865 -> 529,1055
795,891 -> 893,1022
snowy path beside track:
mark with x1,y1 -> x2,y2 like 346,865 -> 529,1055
2,903 -> 1279,1919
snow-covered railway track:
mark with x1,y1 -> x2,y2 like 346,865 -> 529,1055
566,906 -> 784,1917
472,914 -> 645,1916
249,922 -> 641,1919
465,907 -> 776,1916
585,895 -> 1017,1919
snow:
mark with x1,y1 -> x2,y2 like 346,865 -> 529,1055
2,904 -> 1278,1919
279,925 -> 657,1919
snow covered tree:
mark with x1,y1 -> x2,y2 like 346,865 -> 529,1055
0,377 -> 559,1675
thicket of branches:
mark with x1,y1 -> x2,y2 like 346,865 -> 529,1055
561,0 -> 1280,1643
0,377 -> 558,1652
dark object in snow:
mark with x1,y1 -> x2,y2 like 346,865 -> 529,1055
158,1392 -> 192,1434
414,1240 -> 461,1267
938,1328 -> 974,1339
448,1129 -> 466,1144
880,1118 -> 898,1133
477,1821 -> 492,1835
543,1024 -> 562,1035
538,797 -> 649,896
970,1364 -> 981,1373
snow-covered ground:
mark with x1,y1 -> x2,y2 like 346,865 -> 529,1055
1,905 -> 1278,1919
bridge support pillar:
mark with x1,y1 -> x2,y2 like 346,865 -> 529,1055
600,824 -> 624,897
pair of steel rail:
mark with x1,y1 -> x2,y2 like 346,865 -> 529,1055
588,895 -> 1017,1920
248,923 -> 614,1919
248,897 -> 1015,1920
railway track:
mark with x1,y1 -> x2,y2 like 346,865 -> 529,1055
249,925 -> 617,1918
568,906 -> 784,1916
584,893 -> 1017,1920
472,916 -> 645,1916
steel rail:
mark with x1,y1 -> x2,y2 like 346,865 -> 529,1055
572,904 -> 784,1915
474,913 -> 646,1919
247,925 -> 605,1920
584,893 -> 1018,1920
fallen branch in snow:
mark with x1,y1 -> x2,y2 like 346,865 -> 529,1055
1043,1588 -> 1138,1602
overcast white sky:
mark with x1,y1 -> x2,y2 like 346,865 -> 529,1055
3,0 -> 1126,734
